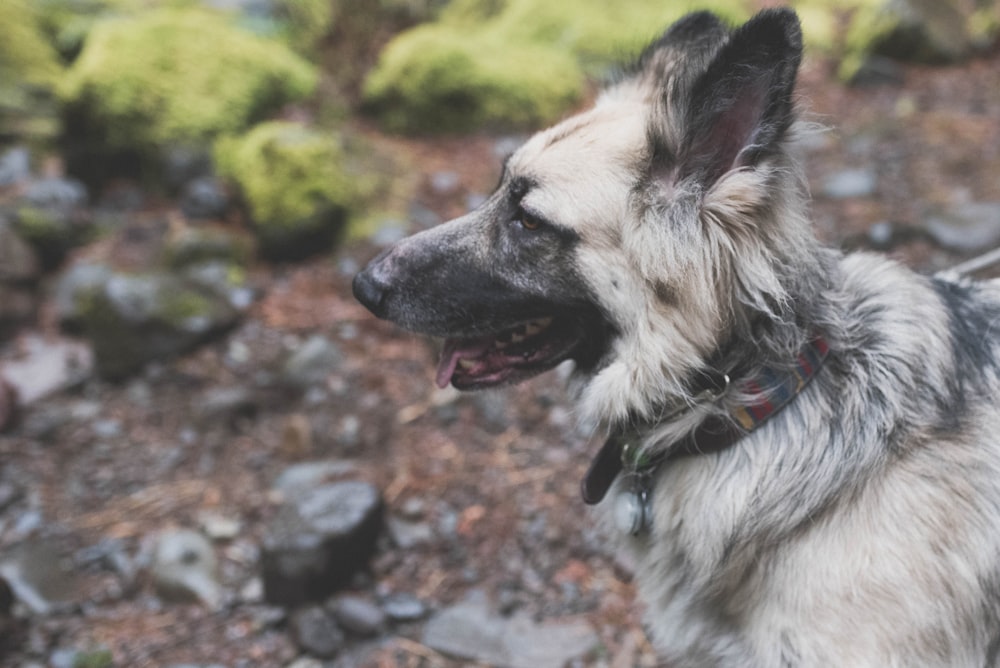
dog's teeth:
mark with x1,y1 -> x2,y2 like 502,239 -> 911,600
511,332 -> 525,343
537,317 -> 553,328
525,323 -> 541,336
495,340 -> 509,350
458,359 -> 476,370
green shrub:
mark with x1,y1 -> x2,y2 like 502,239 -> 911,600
61,8 -> 318,150
214,121 -> 353,260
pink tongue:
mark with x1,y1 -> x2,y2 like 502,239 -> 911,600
436,337 -> 495,388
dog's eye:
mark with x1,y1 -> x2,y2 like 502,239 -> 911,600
517,209 -> 544,231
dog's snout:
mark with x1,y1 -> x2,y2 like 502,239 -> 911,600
352,267 -> 388,315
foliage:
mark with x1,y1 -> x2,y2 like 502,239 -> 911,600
214,122 -> 353,260
60,8 -> 318,150
362,0 -> 751,134
0,0 -> 63,138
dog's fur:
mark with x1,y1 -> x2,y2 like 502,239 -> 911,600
354,8 -> 1000,665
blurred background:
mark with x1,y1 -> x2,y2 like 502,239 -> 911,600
0,0 -> 998,666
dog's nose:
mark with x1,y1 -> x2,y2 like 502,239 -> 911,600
352,268 -> 387,315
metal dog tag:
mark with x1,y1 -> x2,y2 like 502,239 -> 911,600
614,487 -> 649,535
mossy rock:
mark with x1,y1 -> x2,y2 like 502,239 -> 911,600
214,121 -> 354,261
163,225 -> 254,271
0,0 -> 63,138
60,8 -> 318,153
81,271 -> 240,379
363,25 -> 584,134
362,0 -> 751,134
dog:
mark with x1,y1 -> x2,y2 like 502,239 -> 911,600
354,8 -> 1000,665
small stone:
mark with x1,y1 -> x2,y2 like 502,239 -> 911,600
150,529 -> 222,609
429,170 -> 460,195
198,512 -> 242,541
180,177 -> 230,220
261,481 -> 383,606
327,595 -> 385,637
280,413 -> 313,458
822,169 -> 877,199
386,517 -> 434,549
0,335 -> 93,405
290,605 -> 344,659
0,539 -> 77,615
195,386 -> 257,426
0,146 -> 31,187
924,202 -> 1000,253
281,335 -> 342,390
272,461 -> 357,499
381,593 -> 427,623
285,656 -> 324,668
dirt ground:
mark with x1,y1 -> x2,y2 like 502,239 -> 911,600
1,36 -> 999,668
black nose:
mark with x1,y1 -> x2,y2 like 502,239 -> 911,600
352,268 -> 386,315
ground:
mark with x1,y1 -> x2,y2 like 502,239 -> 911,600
1,39 -> 999,668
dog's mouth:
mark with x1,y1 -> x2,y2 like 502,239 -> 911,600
436,314 -> 597,390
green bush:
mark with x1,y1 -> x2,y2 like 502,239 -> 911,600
214,121 -> 354,260
0,0 -> 63,137
362,0 -> 751,134
60,8 -> 318,150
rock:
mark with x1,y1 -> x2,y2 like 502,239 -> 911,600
280,335 -> 343,390
0,377 -> 17,433
0,218 -> 40,283
0,480 -> 22,512
0,334 -> 93,405
261,481 -> 384,606
197,512 -> 242,541
381,593 -> 428,623
195,386 -> 257,426
821,168 -> 877,199
52,262 -> 113,331
272,461 -> 358,499
150,528 -> 223,609
180,177 -> 230,220
289,605 -> 345,659
0,146 -> 31,187
386,517 -> 434,550
924,202 -> 1000,253
214,122 -> 354,261
80,271 -> 240,380
0,285 -> 35,338
0,540 -> 77,616
422,592 -> 598,668
181,261 -> 255,312
13,177 -> 92,268
165,225 -> 252,270
327,595 -> 386,637
61,9 -> 317,154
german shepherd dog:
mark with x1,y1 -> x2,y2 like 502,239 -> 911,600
354,8 -> 1000,665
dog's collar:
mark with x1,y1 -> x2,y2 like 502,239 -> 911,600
581,335 -> 831,508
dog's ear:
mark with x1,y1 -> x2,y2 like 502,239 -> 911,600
633,10 -> 729,79
672,8 -> 803,189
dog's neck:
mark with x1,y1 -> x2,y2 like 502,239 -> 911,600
581,334 -> 831,509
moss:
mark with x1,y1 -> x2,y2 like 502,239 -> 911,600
0,0 -> 63,138
214,121 -> 353,260
60,8 -> 318,151
363,0 -> 752,134
363,24 -> 584,134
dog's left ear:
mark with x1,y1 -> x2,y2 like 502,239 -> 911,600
674,8 -> 803,189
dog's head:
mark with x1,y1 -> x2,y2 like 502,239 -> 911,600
355,9 -> 817,423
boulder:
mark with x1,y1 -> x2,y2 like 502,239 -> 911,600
79,271 -> 240,380
12,176 -> 93,268
60,8 -> 317,182
261,481 -> 383,606
214,122 -> 353,261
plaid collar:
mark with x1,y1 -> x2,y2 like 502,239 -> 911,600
581,335 -> 830,507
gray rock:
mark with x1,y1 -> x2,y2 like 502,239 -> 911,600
281,335 -> 342,389
327,595 -> 385,637
371,219 -> 407,247
272,460 -> 358,499
822,169 -> 877,199
429,170 -> 460,195
14,177 -> 92,267
924,202 -> 1000,253
181,261 -> 255,312
180,177 -> 230,220
81,271 -> 240,380
52,262 -> 113,330
261,481 -> 383,606
852,0 -> 989,66
0,146 -> 31,186
381,593 -> 428,623
290,605 -> 345,659
0,540 -> 77,615
150,528 -> 223,609
422,592 -> 598,668
0,218 -> 39,283
0,334 -> 92,405
195,386 -> 257,426
386,517 -> 434,550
